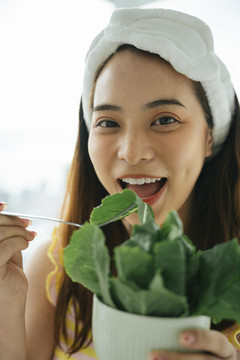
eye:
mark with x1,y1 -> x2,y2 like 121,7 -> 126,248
152,116 -> 178,126
96,119 -> 120,128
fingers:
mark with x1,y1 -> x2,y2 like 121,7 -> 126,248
0,228 -> 37,270
0,202 -> 7,211
0,213 -> 32,229
0,202 -> 32,228
0,225 -> 35,242
0,202 -> 37,273
179,329 -> 236,358
148,329 -> 236,360
0,234 -> 35,267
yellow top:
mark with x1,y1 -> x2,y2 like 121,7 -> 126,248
46,229 -> 240,359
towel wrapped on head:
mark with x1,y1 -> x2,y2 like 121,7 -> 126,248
82,8 -> 235,155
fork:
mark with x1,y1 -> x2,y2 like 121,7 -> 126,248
0,211 -> 82,228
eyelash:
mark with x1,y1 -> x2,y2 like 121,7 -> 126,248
96,119 -> 119,128
151,116 -> 179,126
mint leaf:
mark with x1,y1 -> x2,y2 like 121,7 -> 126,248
127,220 -> 161,253
185,252 -> 202,313
63,223 -> 115,308
135,195 -> 155,224
90,189 -> 154,226
193,239 -> 240,322
153,239 -> 186,295
110,274 -> 188,316
179,235 -> 196,259
148,270 -> 189,316
114,245 -> 155,289
200,281 -> 240,324
90,189 -> 138,226
160,210 -> 183,241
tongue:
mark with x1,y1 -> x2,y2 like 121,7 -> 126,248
126,182 -> 160,198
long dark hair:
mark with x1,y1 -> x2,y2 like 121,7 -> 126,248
54,102 -> 129,354
189,95 -> 240,249
53,49 -> 240,354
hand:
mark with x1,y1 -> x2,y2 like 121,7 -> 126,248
148,328 -> 237,360
0,202 -> 37,307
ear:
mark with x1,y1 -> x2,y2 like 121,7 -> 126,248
205,128 -> 213,158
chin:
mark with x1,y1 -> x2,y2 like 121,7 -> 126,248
123,213 -> 140,227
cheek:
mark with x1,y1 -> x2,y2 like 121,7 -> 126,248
165,128 -> 208,170
88,134 -> 101,170
88,133 -> 111,182
162,139 -> 195,171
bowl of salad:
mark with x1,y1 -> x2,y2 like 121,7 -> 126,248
64,189 -> 240,360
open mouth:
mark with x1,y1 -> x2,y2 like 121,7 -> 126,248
118,177 -> 167,201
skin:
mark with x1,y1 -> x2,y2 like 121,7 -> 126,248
88,49 -> 237,359
0,50 -> 236,359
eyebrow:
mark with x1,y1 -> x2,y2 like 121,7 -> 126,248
92,98 -> 186,112
143,99 -> 186,110
93,104 -> 122,112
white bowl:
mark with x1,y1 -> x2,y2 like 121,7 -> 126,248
92,295 -> 211,360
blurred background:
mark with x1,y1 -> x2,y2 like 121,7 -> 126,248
1,0 -> 240,266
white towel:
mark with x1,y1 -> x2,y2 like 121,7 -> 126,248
82,8 -> 235,154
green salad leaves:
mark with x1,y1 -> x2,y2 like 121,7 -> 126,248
63,189 -> 240,323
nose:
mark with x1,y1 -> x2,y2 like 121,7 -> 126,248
117,130 -> 155,165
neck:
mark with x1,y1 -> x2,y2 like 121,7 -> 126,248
177,191 -> 194,237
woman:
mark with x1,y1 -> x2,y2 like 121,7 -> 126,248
0,8 -> 239,360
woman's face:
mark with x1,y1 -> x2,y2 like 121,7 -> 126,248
88,50 -> 212,227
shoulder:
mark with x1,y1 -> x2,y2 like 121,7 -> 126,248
25,227 -> 64,295
25,238 -> 55,284
25,236 -> 55,314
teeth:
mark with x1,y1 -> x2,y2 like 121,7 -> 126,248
121,177 -> 161,185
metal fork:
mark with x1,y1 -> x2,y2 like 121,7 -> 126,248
0,211 -> 82,228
